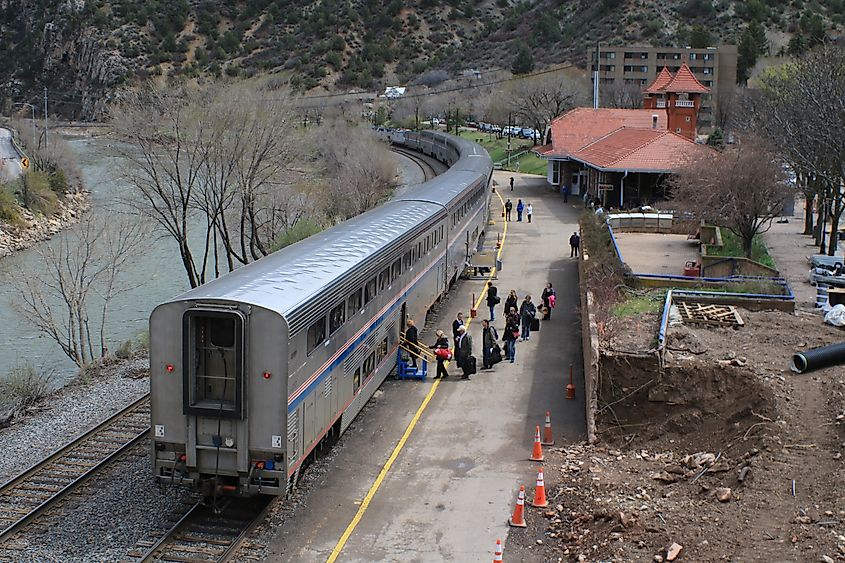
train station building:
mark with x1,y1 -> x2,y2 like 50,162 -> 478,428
536,64 -> 714,208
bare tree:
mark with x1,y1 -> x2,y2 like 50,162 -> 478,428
507,73 -> 590,143
742,46 -> 845,255
14,216 -> 148,367
111,81 -> 304,286
669,139 -> 794,258
311,120 -> 399,221
600,80 -> 644,110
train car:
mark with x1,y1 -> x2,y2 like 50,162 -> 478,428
150,132 -> 492,496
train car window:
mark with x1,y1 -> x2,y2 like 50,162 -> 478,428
364,278 -> 377,303
329,303 -> 345,335
348,288 -> 362,316
403,250 -> 411,269
440,225 -> 444,240
183,311 -> 243,419
353,367 -> 361,393
364,351 -> 376,378
379,268 -> 389,291
417,241 -> 422,259
307,317 -> 327,355
392,259 -> 401,280
378,337 -> 388,363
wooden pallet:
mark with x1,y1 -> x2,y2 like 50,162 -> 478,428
678,302 -> 744,327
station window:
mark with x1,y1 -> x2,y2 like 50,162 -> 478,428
329,302 -> 345,335
364,277 -> 377,304
379,268 -> 390,291
307,316 -> 327,355
392,259 -> 401,280
348,288 -> 362,316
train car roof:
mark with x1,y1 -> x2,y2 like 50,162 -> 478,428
162,198 -> 443,316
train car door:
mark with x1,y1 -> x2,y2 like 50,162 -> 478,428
304,393 -> 316,455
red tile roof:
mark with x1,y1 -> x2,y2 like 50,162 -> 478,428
545,108 -> 668,158
643,66 -> 673,94
661,63 -> 710,94
570,128 -> 711,172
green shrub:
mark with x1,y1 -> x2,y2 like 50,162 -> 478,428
272,218 -> 323,251
0,185 -> 22,224
22,171 -> 59,216
49,169 -> 68,194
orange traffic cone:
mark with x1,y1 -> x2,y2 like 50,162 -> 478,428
492,538 -> 503,562
541,411 -> 555,446
508,486 -> 527,528
531,467 -> 549,508
529,425 -> 544,462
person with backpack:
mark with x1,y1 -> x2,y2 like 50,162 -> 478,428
519,295 -> 537,341
485,281 -> 499,321
541,283 -> 556,320
430,330 -> 451,379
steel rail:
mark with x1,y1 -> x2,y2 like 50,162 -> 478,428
0,394 -> 151,543
136,497 -> 275,563
391,146 -> 438,181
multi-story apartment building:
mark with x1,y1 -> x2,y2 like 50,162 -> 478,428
587,44 -> 738,130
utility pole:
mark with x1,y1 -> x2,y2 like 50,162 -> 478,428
593,42 -> 600,110
43,87 -> 48,149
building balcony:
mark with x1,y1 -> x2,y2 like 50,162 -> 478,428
675,100 -> 695,108
655,100 -> 666,108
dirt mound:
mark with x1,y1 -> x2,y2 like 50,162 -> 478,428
507,308 -> 845,562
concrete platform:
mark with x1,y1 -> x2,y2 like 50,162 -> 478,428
263,172 -> 585,562
614,232 -> 700,276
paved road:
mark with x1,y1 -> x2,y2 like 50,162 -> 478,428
0,128 -> 22,183
264,172 -> 585,562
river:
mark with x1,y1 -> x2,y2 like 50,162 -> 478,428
0,137 -> 423,384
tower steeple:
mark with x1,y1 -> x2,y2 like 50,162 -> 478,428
642,63 -> 710,140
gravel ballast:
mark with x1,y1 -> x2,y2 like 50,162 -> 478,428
0,356 -> 149,484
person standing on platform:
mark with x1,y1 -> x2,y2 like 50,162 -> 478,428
519,295 -> 536,341
404,319 -> 419,367
509,176 -> 514,191
481,319 -> 498,369
541,283 -> 556,320
504,290 -> 518,324
486,281 -> 499,321
505,199 -> 513,221
456,325 -> 473,380
516,199 -> 524,222
563,184 -> 569,203
526,203 -> 533,223
570,231 -> 580,257
504,309 -> 519,362
452,312 -> 464,367
430,330 -> 450,379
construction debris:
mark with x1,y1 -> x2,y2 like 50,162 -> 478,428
677,301 -> 745,327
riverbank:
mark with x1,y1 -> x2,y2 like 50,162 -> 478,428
0,189 -> 90,257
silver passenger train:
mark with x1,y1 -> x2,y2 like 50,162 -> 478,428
150,131 -> 493,496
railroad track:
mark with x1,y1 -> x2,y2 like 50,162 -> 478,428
130,497 -> 274,562
0,394 -> 151,544
392,146 -> 438,181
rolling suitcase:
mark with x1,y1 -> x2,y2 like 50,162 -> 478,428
466,356 -> 477,375
530,317 -> 540,332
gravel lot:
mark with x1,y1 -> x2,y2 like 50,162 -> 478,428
0,356 -> 149,484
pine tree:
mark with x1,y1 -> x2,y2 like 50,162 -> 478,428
512,44 -> 534,75
737,20 -> 767,84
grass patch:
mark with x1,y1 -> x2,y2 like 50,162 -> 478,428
0,184 -> 22,225
21,171 -> 60,217
272,218 -> 323,251
458,129 -> 535,164
508,151 -> 547,175
691,280 -> 788,296
0,364 -> 53,414
612,290 -> 666,318
706,228 -> 776,269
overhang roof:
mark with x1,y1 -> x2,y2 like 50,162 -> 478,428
544,108 -> 668,159
569,127 -> 712,173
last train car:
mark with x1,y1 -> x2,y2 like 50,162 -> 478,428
149,132 -> 492,496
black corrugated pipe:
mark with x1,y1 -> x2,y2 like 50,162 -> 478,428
791,342 -> 845,374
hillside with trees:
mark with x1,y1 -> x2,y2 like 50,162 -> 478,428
0,0 -> 842,119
